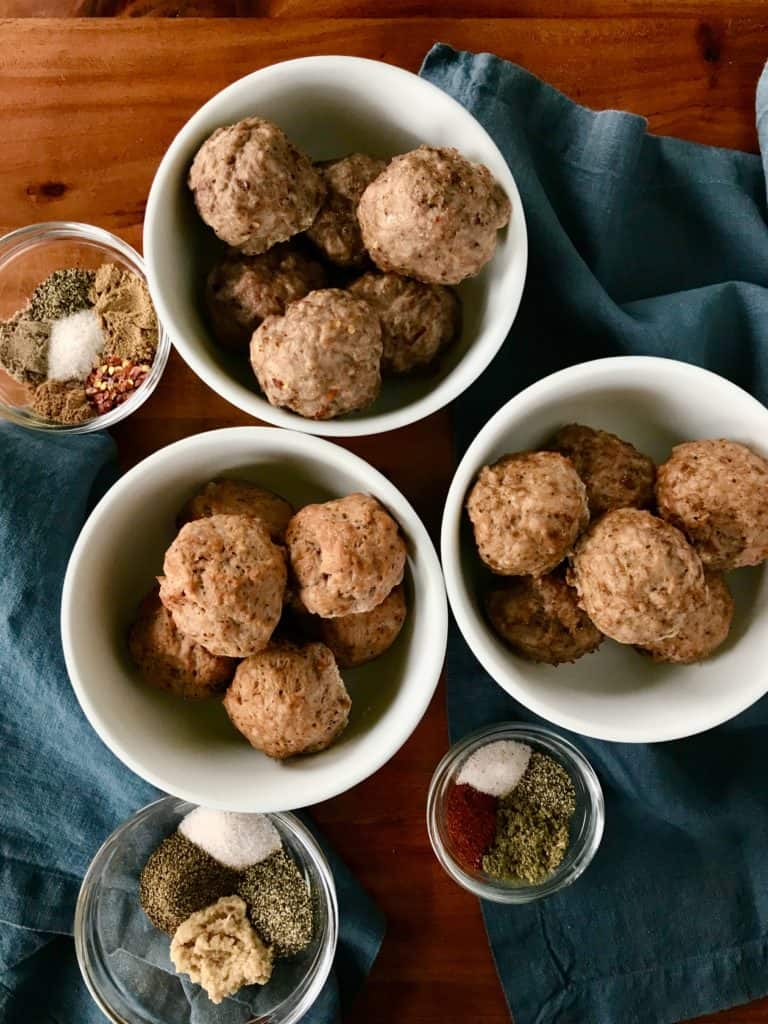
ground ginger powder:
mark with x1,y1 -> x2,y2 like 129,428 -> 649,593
90,263 -> 158,363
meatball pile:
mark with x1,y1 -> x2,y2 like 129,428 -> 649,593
190,117 -> 510,419
128,480 -> 408,759
466,424 -> 766,666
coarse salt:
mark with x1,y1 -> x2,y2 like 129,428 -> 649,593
47,308 -> 105,382
179,808 -> 283,869
457,740 -> 532,797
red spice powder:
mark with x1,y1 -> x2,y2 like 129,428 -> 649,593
445,782 -> 498,871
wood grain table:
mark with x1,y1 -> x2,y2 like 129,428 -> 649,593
1,8 -> 767,1023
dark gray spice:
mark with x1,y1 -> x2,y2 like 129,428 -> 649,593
238,850 -> 313,956
28,268 -> 95,321
139,831 -> 240,936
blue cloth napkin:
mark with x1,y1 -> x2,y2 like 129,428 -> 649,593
421,44 -> 768,1024
0,422 -> 383,1024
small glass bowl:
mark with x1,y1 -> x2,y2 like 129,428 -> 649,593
0,221 -> 170,433
75,796 -> 338,1024
427,722 -> 604,903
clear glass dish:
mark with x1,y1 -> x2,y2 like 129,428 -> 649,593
427,722 -> 604,903
75,796 -> 338,1024
0,221 -> 170,433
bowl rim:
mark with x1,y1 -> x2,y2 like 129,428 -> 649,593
61,425 -> 449,810
0,220 -> 171,434
74,796 -> 339,1024
440,355 -> 768,743
426,722 -> 605,902
143,54 -> 528,438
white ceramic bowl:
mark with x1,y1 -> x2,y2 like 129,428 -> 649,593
143,56 -> 527,437
441,356 -> 768,743
62,427 -> 447,810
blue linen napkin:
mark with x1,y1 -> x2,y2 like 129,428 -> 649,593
0,422 -> 383,1024
421,44 -> 768,1024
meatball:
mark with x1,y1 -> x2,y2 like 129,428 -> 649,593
316,583 -> 407,667
466,452 -> 589,577
568,508 -> 706,645
205,243 -> 326,351
286,493 -> 407,617
188,117 -> 325,254
485,574 -> 602,665
639,571 -> 734,664
223,641 -> 351,759
348,272 -> 460,375
357,146 -> 511,285
177,479 -> 293,544
306,153 -> 386,266
250,289 -> 382,420
656,439 -> 768,570
158,514 -> 286,658
549,423 -> 655,517
128,590 -> 237,699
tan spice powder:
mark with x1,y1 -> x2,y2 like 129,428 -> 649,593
31,379 -> 92,425
90,262 -> 158,363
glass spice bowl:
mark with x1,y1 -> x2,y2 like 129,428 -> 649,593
0,221 -> 170,433
75,795 -> 338,1024
427,722 -> 604,904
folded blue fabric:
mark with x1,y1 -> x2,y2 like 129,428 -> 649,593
0,423 -> 383,1023
421,44 -> 768,1024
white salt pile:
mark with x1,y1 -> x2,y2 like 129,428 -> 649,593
457,739 -> 532,797
47,308 -> 104,381
179,808 -> 282,869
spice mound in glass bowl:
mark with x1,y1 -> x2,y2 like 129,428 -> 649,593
427,723 -> 604,903
0,222 -> 169,433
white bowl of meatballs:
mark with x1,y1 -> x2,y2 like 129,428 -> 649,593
61,427 -> 448,811
441,357 -> 768,743
143,56 -> 526,437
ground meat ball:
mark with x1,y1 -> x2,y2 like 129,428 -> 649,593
128,590 -> 236,699
466,452 -> 588,577
250,289 -> 382,420
358,146 -> 511,285
223,641 -> 351,758
306,154 -> 387,266
316,583 -> 407,667
205,244 -> 326,351
159,514 -> 286,658
188,117 -> 325,254
177,479 -> 294,544
656,439 -> 768,569
568,508 -> 706,645
485,574 -> 603,665
286,493 -> 407,617
549,423 -> 656,517
348,271 -> 460,375
638,571 -> 734,664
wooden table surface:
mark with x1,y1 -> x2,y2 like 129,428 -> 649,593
2,7 -> 767,1023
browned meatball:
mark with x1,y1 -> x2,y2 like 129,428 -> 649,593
177,479 -> 294,544
358,146 -> 511,285
223,641 -> 351,759
306,154 -> 387,266
568,508 -> 706,645
485,574 -> 603,665
466,452 -> 589,577
286,493 -> 407,618
188,117 -> 325,254
205,244 -> 326,351
316,584 -> 407,667
638,571 -> 734,664
656,439 -> 768,569
549,423 -> 655,517
159,515 -> 287,658
348,272 -> 461,375
128,590 -> 237,699
250,289 -> 382,420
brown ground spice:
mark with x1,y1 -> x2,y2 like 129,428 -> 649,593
90,262 -> 158,363
31,379 -> 92,424
0,314 -> 50,385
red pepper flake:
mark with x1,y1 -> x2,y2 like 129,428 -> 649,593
445,782 -> 498,871
85,355 -> 151,415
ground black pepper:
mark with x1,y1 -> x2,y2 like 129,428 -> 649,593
238,850 -> 313,956
28,268 -> 95,321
